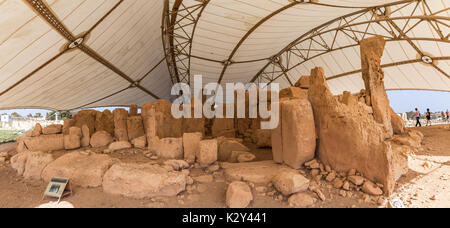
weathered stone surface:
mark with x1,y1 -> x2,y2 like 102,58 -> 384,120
90,131 -> 113,148
63,119 -> 75,135
113,109 -> 128,142
64,135 -> 81,150
153,138 -> 183,159
131,135 -> 147,149
17,135 -> 65,152
73,110 -> 97,136
42,124 -> 62,135
390,108 -> 405,135
163,160 -> 189,171
392,130 -> 422,151
212,118 -> 235,138
182,99 -> 205,135
294,76 -> 311,89
254,129 -> 271,148
129,104 -> 139,116
308,66 -> 396,195
389,142 -> 410,180
288,193 -> 317,208
109,141 -> 132,152
69,126 -> 82,137
271,99 -> 285,163
222,161 -> 298,185
42,152 -> 116,188
141,102 -> 157,139
156,100 -> 183,138
193,175 -> 214,183
95,110 -> 114,136
218,139 -> 250,162
226,182 -> 253,208
197,139 -> 218,167
183,133 -> 203,164
237,152 -> 256,163
32,123 -> 42,137
81,125 -> 90,147
127,116 -> 145,141
348,176 -> 365,186
273,172 -> 310,196
360,36 -> 393,138
103,163 -> 186,199
11,152 -> 54,180
280,99 -> 316,169
362,180 -> 383,196
280,87 -> 308,99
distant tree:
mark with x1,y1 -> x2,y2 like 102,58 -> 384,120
27,113 -> 33,118
11,112 -> 22,118
34,113 -> 42,118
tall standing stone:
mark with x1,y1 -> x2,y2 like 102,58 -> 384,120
129,104 -> 139,116
360,35 -> 393,139
127,116 -> 145,141
81,125 -> 90,147
281,99 -> 316,169
95,110 -> 114,136
113,109 -> 128,142
73,110 -> 97,136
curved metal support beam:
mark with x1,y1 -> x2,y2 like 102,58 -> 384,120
162,0 -> 210,85
2,0 -> 161,105
251,0 -> 449,86
216,1 -> 301,85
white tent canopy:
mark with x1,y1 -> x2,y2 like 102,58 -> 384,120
0,0 -> 448,111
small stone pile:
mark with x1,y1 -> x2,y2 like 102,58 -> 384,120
304,159 -> 386,205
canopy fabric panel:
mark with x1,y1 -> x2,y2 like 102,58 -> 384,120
0,0 -> 448,111
0,0 -> 167,111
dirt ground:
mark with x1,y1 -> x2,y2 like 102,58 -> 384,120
0,125 -> 448,208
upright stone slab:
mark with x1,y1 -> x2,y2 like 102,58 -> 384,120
182,100 -> 205,135
141,102 -> 157,139
197,139 -> 218,167
81,125 -> 90,147
113,108 -> 128,142
271,100 -> 284,164
63,119 -> 75,135
281,99 -> 316,169
156,100 -> 183,138
308,67 -> 396,195
129,104 -> 139,116
183,133 -> 203,164
73,110 -> 97,136
360,36 -> 393,138
127,116 -> 145,141
95,110 -> 114,136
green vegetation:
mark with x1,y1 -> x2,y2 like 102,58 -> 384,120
0,130 -> 25,144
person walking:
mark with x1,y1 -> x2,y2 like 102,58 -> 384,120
446,110 -> 449,122
415,108 -> 421,127
426,109 -> 432,126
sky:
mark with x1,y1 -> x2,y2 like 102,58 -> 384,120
1,91 -> 449,116
387,90 -> 450,113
